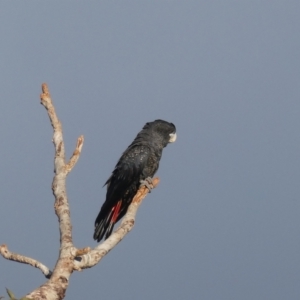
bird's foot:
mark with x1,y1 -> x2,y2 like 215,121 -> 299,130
140,177 -> 154,193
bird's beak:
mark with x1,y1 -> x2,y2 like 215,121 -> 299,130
169,132 -> 177,143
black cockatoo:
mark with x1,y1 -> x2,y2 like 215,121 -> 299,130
93,119 -> 176,242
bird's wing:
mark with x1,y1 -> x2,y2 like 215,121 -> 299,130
94,145 -> 153,241
104,144 -> 152,207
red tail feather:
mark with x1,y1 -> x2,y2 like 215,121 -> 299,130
111,200 -> 122,223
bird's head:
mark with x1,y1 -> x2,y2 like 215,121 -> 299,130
144,119 -> 177,147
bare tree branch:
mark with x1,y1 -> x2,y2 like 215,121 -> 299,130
0,245 -> 52,278
25,84 -> 82,300
40,83 -> 74,249
74,178 -> 159,270
65,136 -> 84,174
1,83 -> 156,299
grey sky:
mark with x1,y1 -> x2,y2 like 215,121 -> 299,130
1,2 -> 300,299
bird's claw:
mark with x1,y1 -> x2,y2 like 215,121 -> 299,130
140,177 -> 154,192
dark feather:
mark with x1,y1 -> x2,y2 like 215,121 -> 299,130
93,119 -> 176,242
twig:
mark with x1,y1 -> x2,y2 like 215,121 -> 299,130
0,244 -> 52,279
65,136 -> 84,174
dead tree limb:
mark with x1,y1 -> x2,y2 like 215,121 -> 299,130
74,178 -> 159,270
0,84 -> 156,300
0,244 -> 52,279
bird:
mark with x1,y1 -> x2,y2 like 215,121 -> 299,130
93,119 -> 176,242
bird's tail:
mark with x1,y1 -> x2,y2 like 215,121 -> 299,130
93,200 -> 122,242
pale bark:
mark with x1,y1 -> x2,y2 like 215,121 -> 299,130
0,84 -> 157,300
0,244 -> 52,278
74,178 -> 159,270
